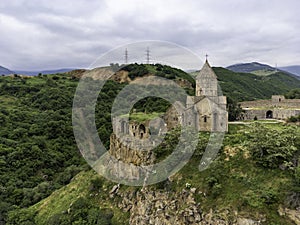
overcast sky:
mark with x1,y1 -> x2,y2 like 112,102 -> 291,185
0,0 -> 300,70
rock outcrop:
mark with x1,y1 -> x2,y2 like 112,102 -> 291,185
111,186 -> 262,225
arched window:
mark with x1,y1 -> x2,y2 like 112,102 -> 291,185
266,110 -> 273,119
204,115 -> 207,123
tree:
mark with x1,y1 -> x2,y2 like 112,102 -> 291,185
227,97 -> 243,121
7,208 -> 36,225
285,88 -> 300,99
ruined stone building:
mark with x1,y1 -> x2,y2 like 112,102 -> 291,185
239,95 -> 300,120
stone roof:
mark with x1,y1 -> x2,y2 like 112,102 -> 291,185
197,60 -> 218,79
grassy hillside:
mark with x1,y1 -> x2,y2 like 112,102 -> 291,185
6,123 -> 300,225
251,69 -> 277,76
28,169 -> 129,225
213,67 -> 300,101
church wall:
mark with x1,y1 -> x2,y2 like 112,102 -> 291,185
195,98 -> 212,131
193,98 -> 228,132
196,78 -> 218,97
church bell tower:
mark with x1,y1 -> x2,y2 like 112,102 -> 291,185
196,59 -> 218,97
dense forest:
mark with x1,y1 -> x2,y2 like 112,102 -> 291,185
0,74 -> 85,224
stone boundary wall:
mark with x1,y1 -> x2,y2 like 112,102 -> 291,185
242,109 -> 300,120
240,100 -> 300,109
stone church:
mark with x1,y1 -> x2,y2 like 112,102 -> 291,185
165,59 -> 228,132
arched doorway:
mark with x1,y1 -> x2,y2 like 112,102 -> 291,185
266,110 -> 273,119
139,124 -> 146,139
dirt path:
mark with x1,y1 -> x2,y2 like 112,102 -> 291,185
228,119 -> 286,125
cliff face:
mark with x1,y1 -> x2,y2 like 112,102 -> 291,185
111,187 -> 262,225
129,188 -> 202,225
109,133 -> 155,166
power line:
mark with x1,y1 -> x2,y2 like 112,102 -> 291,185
146,47 -> 150,64
125,48 -> 128,64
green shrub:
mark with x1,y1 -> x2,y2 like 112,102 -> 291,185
89,177 -> 103,192
246,124 -> 299,169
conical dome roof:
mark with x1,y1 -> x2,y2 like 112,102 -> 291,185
197,60 -> 217,79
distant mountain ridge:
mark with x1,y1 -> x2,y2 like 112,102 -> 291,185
0,66 -> 14,75
279,65 -> 300,77
0,64 -> 77,76
227,62 -> 275,73
14,68 -> 75,76
227,62 -> 300,78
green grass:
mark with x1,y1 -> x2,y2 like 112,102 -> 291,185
32,169 -> 130,225
233,119 -> 284,123
251,69 -> 277,76
32,170 -> 95,224
124,112 -> 163,122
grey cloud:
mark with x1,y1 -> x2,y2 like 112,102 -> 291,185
0,0 -> 300,70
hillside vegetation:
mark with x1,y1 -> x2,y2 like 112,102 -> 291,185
6,123 -> 300,225
0,74 -> 86,224
0,64 -> 300,224
213,67 -> 300,101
